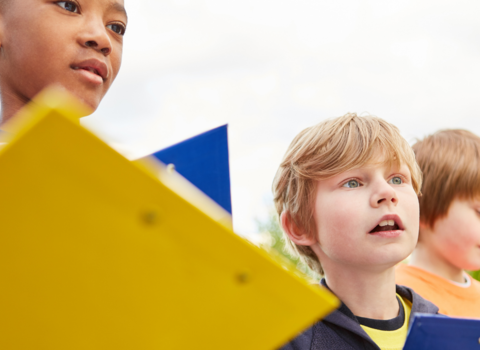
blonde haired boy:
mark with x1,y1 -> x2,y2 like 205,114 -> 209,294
396,129 -> 480,317
275,114 -> 438,350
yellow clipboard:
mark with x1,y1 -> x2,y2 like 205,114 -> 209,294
0,87 -> 339,349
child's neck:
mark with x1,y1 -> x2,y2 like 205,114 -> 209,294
0,87 -> 31,125
409,243 -> 465,283
324,265 -> 399,320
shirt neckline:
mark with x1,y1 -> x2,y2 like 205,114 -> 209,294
405,265 -> 472,288
449,271 -> 471,288
356,295 -> 404,331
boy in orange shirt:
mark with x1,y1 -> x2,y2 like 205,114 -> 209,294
396,129 -> 480,317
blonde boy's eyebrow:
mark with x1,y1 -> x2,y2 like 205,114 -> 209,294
108,1 -> 128,20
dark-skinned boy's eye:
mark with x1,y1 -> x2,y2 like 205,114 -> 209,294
107,23 -> 126,36
389,176 -> 403,185
56,1 -> 79,13
343,180 -> 360,188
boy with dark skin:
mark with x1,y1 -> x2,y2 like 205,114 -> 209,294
0,0 -> 127,123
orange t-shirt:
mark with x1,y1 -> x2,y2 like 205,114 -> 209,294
396,265 -> 480,318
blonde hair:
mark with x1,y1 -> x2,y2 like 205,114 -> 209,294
273,113 -> 422,275
413,129 -> 480,228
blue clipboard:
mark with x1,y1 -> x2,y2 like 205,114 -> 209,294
150,125 -> 232,214
403,313 -> 480,349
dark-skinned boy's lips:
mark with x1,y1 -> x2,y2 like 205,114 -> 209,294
368,214 -> 405,234
70,59 -> 108,81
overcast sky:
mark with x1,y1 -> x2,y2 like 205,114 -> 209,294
83,0 -> 480,239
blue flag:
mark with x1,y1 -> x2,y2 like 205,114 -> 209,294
151,125 -> 232,214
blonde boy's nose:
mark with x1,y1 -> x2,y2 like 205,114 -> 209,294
370,183 -> 398,208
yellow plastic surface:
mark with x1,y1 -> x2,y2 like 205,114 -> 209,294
0,87 -> 339,349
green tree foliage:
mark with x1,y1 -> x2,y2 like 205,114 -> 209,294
256,211 -> 320,282
468,270 -> 480,281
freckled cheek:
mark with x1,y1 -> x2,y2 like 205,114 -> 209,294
445,223 -> 480,252
441,231 -> 480,270
314,196 -> 362,254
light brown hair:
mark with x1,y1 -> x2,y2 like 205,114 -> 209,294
273,113 -> 422,275
413,129 -> 480,228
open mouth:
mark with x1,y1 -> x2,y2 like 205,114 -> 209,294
369,219 -> 400,233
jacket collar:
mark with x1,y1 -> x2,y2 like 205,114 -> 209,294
320,279 -> 377,346
395,283 -> 439,322
319,278 -> 439,346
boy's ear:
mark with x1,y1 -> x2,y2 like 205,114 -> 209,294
280,211 -> 317,246
419,220 -> 431,230
418,220 -> 433,242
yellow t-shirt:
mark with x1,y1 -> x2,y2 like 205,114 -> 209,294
360,294 -> 411,350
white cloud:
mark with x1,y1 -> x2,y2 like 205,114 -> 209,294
390,39 -> 429,69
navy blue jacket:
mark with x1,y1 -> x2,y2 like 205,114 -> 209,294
280,280 -> 439,350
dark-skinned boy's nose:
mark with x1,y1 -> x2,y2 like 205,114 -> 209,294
79,21 -> 113,57
85,40 -> 111,56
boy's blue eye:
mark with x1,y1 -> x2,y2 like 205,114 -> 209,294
389,176 -> 403,185
107,23 -> 126,36
56,1 -> 79,13
343,180 -> 360,188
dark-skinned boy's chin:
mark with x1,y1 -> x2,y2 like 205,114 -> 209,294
67,84 -> 108,114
